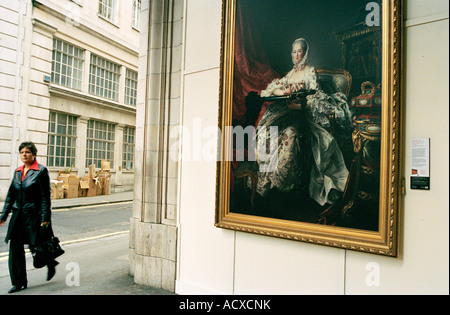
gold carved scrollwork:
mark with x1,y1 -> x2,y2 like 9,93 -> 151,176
352,127 -> 362,153
352,120 -> 381,153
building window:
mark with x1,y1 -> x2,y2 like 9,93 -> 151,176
132,0 -> 141,29
51,38 -> 84,90
98,0 -> 118,23
89,54 -> 121,101
47,112 -> 77,168
125,69 -> 138,106
122,126 -> 135,170
86,120 -> 115,168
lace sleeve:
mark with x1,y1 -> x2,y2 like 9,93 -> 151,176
306,90 -> 336,128
260,77 -> 288,97
307,90 -> 353,129
331,92 -> 353,131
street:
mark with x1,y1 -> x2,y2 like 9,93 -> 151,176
0,201 -> 173,295
0,201 -> 132,254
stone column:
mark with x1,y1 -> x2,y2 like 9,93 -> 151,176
114,124 -> 124,189
82,51 -> 91,94
118,65 -> 126,104
76,116 -> 89,177
129,0 -> 183,292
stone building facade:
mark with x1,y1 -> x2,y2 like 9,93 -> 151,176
0,0 -> 140,200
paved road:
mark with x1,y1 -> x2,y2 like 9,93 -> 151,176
0,202 -> 174,295
0,201 -> 132,254
0,233 -> 172,295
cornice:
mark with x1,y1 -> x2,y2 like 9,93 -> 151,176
32,0 -> 139,57
32,18 -> 57,34
49,84 -> 137,116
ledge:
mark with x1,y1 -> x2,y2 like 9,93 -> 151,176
49,84 -> 136,115
98,14 -> 120,29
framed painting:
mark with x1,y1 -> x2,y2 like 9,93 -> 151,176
215,0 -> 403,257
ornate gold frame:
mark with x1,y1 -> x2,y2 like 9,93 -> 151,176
215,0 -> 403,257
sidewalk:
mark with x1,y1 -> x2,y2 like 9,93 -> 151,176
1,191 -> 134,212
51,191 -> 134,209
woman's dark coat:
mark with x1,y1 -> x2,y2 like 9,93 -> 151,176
1,164 -> 51,246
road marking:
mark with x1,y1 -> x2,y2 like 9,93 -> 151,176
60,231 -> 129,246
0,231 -> 129,262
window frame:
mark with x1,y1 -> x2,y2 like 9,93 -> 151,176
47,111 -> 78,168
122,126 -> 135,171
86,119 -> 116,169
98,0 -> 119,24
125,68 -> 138,106
132,0 -> 141,30
51,38 -> 84,91
89,54 -> 121,101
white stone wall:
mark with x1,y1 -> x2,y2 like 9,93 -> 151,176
175,0 -> 449,295
0,0 -> 27,201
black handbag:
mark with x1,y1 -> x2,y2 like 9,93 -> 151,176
32,224 -> 65,269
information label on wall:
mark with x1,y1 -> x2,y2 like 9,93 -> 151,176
410,138 -> 430,190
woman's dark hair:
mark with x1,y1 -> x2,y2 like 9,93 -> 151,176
18,141 -> 38,156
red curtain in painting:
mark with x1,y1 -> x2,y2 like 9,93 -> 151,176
232,1 -> 280,125
230,1 -> 280,191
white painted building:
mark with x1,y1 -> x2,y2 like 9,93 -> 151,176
0,0 -> 140,201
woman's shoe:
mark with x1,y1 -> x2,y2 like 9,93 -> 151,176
8,284 -> 27,293
47,261 -> 59,281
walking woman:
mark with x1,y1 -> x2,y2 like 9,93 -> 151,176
0,142 -> 58,293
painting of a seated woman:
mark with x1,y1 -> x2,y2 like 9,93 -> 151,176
230,0 -> 382,231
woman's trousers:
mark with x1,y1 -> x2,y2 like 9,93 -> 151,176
8,234 -> 28,287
